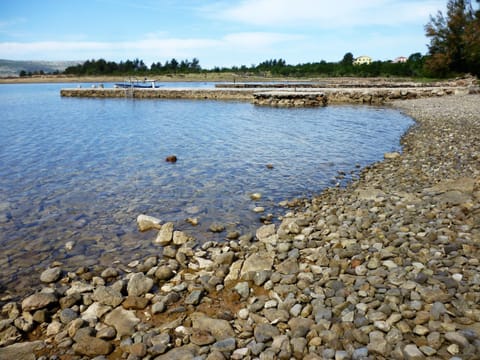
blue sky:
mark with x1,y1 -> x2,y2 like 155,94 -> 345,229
0,0 -> 454,68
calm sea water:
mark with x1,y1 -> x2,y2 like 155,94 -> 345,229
0,83 -> 413,295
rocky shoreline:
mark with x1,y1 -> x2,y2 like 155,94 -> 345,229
1,94 -> 479,359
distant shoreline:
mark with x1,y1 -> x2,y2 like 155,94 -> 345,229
0,73 -> 294,84
0,73 -> 448,85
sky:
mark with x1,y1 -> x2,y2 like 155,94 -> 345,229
0,0 -> 456,69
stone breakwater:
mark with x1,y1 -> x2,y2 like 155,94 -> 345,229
1,94 -> 480,359
252,87 -> 473,106
60,85 -> 478,107
60,88 -> 255,101
216,75 -> 479,89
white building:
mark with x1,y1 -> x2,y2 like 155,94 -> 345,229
353,56 -> 373,65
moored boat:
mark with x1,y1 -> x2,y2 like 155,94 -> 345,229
114,78 -> 159,89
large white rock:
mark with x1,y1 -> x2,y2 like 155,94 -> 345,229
136,214 -> 162,231
155,222 -> 174,245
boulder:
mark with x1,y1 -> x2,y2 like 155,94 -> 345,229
136,214 -> 162,231
256,224 -> 276,242
40,267 -> 62,283
0,322 -> 21,347
155,222 -> 174,245
73,328 -> 113,356
104,307 -> 140,338
254,323 -> 280,343
240,252 -> 274,278
384,152 -> 401,160
153,344 -> 199,360
92,285 -> 124,307
21,292 -> 57,312
190,312 -> 235,341
0,340 -> 45,360
127,272 -> 153,297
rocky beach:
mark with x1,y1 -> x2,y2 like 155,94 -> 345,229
1,93 -> 480,359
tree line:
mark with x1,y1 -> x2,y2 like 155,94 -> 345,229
59,53 -> 426,78
62,58 -> 201,76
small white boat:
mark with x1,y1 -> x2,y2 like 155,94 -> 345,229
114,78 -> 159,89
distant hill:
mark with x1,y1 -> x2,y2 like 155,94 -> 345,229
0,59 -> 82,77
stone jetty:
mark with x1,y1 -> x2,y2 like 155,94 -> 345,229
2,90 -> 480,359
60,88 -> 256,101
60,86 -> 472,107
60,76 -> 479,107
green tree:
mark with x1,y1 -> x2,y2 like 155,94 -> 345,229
463,0 -> 480,73
407,53 -> 426,77
340,52 -> 354,66
425,0 -> 479,76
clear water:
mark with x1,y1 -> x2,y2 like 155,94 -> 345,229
0,83 -> 413,295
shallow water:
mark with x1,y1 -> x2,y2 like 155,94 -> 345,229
0,83 -> 413,295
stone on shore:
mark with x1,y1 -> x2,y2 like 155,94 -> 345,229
73,328 -> 113,356
127,272 -> 153,297
240,252 -> 274,278
92,285 -> 123,307
104,307 -> 140,338
155,221 -> 174,245
384,151 -> 401,159
40,267 -> 62,283
21,292 -> 57,312
0,340 -> 45,360
191,312 -> 235,341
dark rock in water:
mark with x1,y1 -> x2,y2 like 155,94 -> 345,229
165,155 -> 177,163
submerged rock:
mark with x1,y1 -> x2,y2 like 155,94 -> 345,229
137,214 -> 162,231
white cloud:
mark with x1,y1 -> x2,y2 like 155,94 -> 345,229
222,32 -> 302,49
212,0 -> 445,28
0,32 -> 299,65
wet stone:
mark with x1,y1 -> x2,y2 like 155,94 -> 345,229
40,267 -> 62,283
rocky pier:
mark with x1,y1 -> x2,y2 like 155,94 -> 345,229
60,88 -> 256,101
2,92 -> 480,359
61,78 -> 479,107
